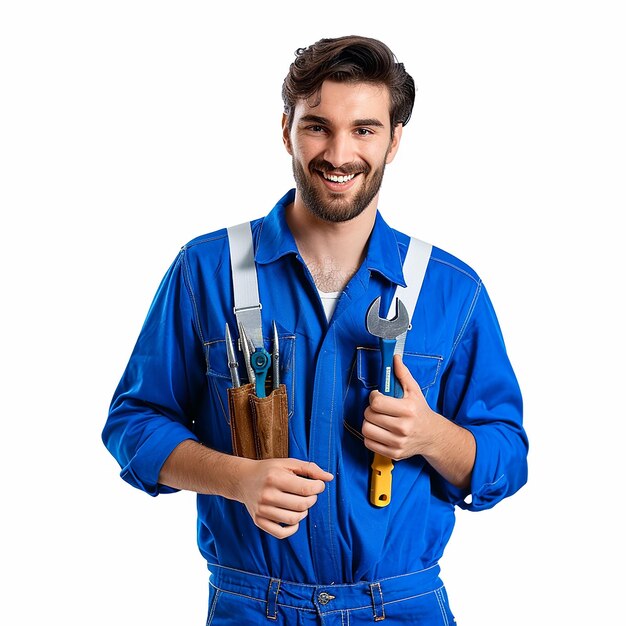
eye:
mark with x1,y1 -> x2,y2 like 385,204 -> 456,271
306,125 -> 327,134
355,128 -> 374,136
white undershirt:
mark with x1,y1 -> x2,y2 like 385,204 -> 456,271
318,289 -> 341,321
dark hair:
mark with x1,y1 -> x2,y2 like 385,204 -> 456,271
282,35 -> 415,133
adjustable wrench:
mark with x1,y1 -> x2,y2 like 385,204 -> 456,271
365,296 -> 410,507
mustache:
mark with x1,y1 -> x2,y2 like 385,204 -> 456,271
310,158 -> 370,176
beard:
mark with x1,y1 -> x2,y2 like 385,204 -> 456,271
291,155 -> 387,224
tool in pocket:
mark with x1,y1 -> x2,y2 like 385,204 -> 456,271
365,296 -> 410,508
238,323 -> 272,398
225,321 -> 289,459
225,322 -> 241,388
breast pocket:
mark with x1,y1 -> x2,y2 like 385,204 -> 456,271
343,346 -> 443,440
205,330 -> 296,424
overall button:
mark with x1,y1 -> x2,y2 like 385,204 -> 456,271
318,591 -> 336,605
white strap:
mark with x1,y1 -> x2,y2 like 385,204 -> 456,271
226,222 -> 264,347
387,237 -> 432,356
227,223 -> 431,356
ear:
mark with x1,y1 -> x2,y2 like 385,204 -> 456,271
282,113 -> 293,155
385,124 -> 403,164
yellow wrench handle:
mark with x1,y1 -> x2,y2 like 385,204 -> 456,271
370,452 -> 394,507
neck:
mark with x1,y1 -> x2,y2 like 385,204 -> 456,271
286,193 -> 378,292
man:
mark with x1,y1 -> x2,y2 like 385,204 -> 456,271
103,35 -> 528,624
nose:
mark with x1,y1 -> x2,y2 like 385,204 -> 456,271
323,132 -> 354,169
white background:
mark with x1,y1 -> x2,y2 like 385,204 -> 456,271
1,1 -> 624,624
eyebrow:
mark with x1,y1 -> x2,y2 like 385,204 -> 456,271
298,114 -> 386,128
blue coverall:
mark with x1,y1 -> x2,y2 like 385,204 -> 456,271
103,189 -> 528,624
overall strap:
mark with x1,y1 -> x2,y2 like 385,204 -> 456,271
226,221 -> 264,348
388,237 -> 432,356
227,222 -> 432,356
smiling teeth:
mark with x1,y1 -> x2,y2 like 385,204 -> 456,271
323,173 -> 355,183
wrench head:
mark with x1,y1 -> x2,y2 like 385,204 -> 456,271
366,296 -> 410,340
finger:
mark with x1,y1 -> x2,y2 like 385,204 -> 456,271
362,414 -> 394,440
367,389 -> 403,417
261,490 -> 320,513
362,437 -> 402,461
265,471 -> 326,501
273,471 -> 328,498
290,460 -> 334,483
257,503 -> 310,527
256,517 -> 301,539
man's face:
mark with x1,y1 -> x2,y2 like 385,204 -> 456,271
283,80 -> 402,223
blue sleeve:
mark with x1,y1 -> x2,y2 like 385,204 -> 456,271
441,284 -> 528,511
102,248 -> 205,496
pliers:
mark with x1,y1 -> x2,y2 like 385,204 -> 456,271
228,320 -> 280,397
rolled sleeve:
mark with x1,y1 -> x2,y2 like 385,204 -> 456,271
103,248 -> 205,496
441,285 -> 528,511
115,414 -> 198,496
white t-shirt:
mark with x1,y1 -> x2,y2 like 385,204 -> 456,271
318,289 -> 341,321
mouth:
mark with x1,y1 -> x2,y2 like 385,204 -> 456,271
321,172 -> 356,184
315,169 -> 361,191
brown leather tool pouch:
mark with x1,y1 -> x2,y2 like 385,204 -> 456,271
228,382 -> 257,459
250,384 -> 289,459
228,383 -> 289,459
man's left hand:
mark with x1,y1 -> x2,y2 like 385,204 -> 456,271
362,354 -> 436,461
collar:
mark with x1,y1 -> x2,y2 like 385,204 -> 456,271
255,189 -> 300,265
255,189 -> 407,287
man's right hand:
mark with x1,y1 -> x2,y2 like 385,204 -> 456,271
235,458 -> 334,539
159,441 -> 333,539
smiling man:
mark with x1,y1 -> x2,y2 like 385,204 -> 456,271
286,80 -> 398,224
103,35 -> 528,625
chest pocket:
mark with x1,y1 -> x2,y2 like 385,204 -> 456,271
206,332 -> 296,424
343,346 -> 443,441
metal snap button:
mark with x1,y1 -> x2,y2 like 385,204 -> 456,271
318,591 -> 336,605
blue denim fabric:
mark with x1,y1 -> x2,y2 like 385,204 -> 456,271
103,188 -> 528,592
205,564 -> 455,625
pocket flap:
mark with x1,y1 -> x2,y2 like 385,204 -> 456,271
356,346 -> 442,392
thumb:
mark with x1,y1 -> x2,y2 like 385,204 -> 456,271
393,354 -> 421,397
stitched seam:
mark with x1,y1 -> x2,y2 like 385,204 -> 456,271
356,346 -> 444,359
376,564 -> 439,583
255,217 -> 264,256
343,420 -> 364,441
209,582 -> 318,613
208,583 -> 265,603
355,346 -> 443,389
275,604 -> 315,613
207,562 -> 439,588
180,246 -> 206,345
206,588 -> 220,625
435,588 -> 450,626
208,563 -> 321,587
207,371 -> 229,424
380,583 -> 445,607
309,347 -> 322,581
207,586 -> 445,613
448,280 -> 482,362
429,256 -> 480,285
326,328 -> 340,579
317,605 -> 372,615
184,232 -> 228,251
288,334 -> 295,419
343,354 -> 358,404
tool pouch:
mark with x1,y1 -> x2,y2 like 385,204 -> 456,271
228,383 -> 257,459
228,383 -> 289,459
